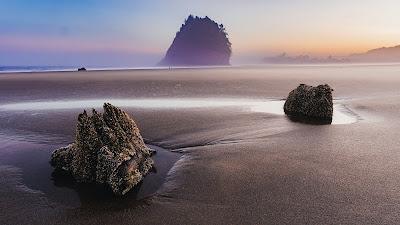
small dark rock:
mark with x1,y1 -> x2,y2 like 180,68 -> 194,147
78,67 -> 86,71
50,103 -> 154,195
284,84 -> 333,124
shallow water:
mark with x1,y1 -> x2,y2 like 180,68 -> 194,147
0,98 -> 358,125
0,95 -> 360,210
0,133 -> 180,208
249,100 -> 358,125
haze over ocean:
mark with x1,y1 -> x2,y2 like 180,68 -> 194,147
1,0 -> 400,66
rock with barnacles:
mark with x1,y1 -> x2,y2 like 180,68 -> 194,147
50,103 -> 154,195
284,84 -> 333,124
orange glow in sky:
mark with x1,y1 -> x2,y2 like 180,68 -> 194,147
1,0 -> 400,65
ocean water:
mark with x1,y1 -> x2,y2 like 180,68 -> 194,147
0,65 -> 210,73
0,66 -> 77,73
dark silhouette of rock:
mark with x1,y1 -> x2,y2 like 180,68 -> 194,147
284,84 -> 333,124
78,67 -> 86,71
159,15 -> 232,66
50,103 -> 154,195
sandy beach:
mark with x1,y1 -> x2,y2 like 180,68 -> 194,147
1,64 -> 400,224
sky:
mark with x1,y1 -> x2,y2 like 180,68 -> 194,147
1,0 -> 400,66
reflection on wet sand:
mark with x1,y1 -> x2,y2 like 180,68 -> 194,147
0,135 -> 180,208
0,98 -> 358,125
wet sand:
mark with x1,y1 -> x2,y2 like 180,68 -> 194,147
1,65 -> 400,224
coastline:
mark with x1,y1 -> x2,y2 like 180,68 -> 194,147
2,62 -> 400,75
0,65 -> 235,75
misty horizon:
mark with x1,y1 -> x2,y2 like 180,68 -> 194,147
1,1 -> 400,67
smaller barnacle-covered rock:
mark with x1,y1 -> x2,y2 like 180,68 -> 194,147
284,84 -> 333,124
50,103 -> 154,195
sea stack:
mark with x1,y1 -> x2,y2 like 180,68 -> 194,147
50,103 -> 154,195
284,84 -> 333,124
159,15 -> 232,66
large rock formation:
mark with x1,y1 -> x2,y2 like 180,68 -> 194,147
159,15 -> 232,66
50,103 -> 154,195
284,84 -> 333,124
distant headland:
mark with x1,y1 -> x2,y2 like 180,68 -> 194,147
158,15 -> 232,66
263,53 -> 349,64
349,45 -> 400,62
263,44 -> 400,64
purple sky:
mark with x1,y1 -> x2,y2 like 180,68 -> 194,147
1,0 -> 400,66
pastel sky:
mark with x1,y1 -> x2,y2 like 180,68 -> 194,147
1,0 -> 400,66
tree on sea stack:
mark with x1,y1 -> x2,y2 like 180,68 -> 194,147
50,103 -> 154,195
159,15 -> 232,66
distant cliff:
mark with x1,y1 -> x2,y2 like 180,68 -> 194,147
263,53 -> 349,64
349,45 -> 400,62
159,15 -> 232,66
262,44 -> 400,64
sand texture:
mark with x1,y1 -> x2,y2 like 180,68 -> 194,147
1,65 -> 400,224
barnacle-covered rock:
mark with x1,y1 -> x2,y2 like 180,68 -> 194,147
50,103 -> 153,195
284,84 -> 333,124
